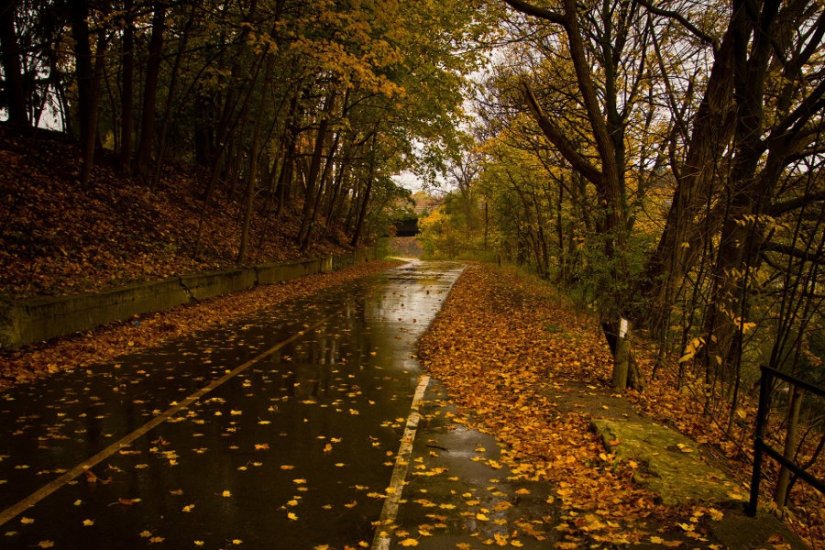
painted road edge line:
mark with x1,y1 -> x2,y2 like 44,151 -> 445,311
0,317 -> 330,528
371,374 -> 431,550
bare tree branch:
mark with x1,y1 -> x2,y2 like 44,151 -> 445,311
636,0 -> 720,52
770,192 -> 825,216
771,78 -> 825,142
501,0 -> 566,26
763,242 -> 825,264
521,81 -> 604,187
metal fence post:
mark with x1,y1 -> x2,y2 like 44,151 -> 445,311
747,367 -> 772,516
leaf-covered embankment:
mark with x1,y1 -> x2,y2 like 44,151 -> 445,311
418,264 -> 807,547
0,131 -> 355,300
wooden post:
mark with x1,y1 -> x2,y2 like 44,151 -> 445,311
612,318 -> 631,389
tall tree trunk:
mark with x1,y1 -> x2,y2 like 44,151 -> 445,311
0,1 -> 28,130
351,131 -> 377,247
69,0 -> 106,186
193,95 -> 213,166
483,200 -> 489,249
323,157 -> 349,239
238,131 -> 261,264
118,0 -> 134,174
301,128 -> 341,252
203,55 -> 265,203
135,1 -> 166,175
641,21 -> 738,336
69,0 -> 94,150
556,181 -> 564,282
298,90 -> 336,244
151,3 -> 196,188
274,93 -> 300,218
81,30 -> 107,185
704,0 -> 780,380
345,178 -> 360,234
238,58 -> 273,264
276,136 -> 295,217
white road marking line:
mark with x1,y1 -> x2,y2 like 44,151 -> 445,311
371,374 -> 431,550
0,318 -> 329,528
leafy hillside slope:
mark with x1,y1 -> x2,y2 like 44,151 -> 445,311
0,131 -> 353,299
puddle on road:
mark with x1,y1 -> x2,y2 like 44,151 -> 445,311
0,261 -> 463,549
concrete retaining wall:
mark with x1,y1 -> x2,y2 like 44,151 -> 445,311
0,249 -> 377,350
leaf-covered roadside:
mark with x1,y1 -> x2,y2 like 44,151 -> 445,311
417,264 -> 788,547
0,260 -> 398,390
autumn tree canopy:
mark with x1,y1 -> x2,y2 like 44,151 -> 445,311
419,0 -> 823,457
0,0 -> 488,252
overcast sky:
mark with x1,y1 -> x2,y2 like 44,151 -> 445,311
393,171 -> 426,192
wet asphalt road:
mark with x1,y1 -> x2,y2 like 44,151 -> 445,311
0,261 -> 464,549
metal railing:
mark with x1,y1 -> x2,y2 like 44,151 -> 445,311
747,365 -> 825,516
